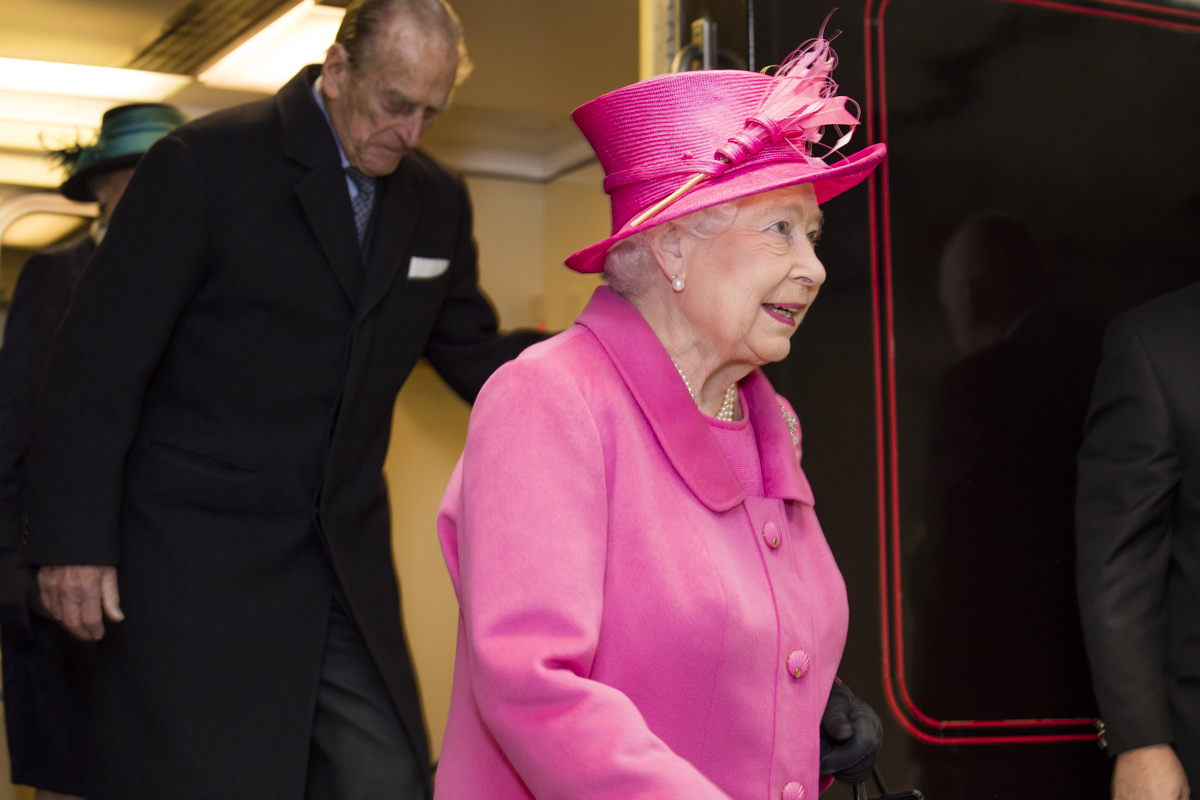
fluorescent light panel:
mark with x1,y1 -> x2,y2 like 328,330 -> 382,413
0,86 -> 180,186
0,95 -> 108,187
0,57 -> 190,101
0,89 -> 126,128
0,152 -> 64,188
199,1 -> 345,94
0,119 -> 98,153
1,212 -> 88,249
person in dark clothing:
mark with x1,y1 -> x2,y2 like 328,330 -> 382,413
1077,281 -> 1200,800
0,102 -> 185,800
25,1 -> 543,798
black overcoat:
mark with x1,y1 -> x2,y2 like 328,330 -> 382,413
1077,281 -> 1200,783
0,233 -> 93,552
0,233 -> 95,795
25,66 -> 541,799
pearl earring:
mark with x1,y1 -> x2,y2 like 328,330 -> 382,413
671,275 -> 685,292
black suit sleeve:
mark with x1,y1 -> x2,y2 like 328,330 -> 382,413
25,135 -> 211,566
422,189 -> 546,404
1076,316 -> 1180,755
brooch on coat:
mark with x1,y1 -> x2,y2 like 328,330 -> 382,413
780,403 -> 799,449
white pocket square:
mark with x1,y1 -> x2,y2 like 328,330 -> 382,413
408,256 -> 450,279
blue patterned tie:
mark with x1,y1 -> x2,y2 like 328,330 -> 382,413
346,167 -> 375,247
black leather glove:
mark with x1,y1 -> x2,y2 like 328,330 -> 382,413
819,679 -> 883,785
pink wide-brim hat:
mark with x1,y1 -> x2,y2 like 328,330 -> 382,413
565,69 -> 887,274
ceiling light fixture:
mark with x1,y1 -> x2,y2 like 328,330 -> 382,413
0,90 -> 114,130
0,57 -> 190,101
0,120 -> 98,153
0,94 -> 119,187
0,59 -> 189,186
198,1 -> 346,94
0,193 -> 97,257
1,212 -> 89,250
0,152 -> 64,188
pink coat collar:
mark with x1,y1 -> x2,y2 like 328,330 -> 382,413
575,287 -> 814,512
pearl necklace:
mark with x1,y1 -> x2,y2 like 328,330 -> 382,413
673,361 -> 738,422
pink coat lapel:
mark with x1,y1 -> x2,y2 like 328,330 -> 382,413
575,286 -> 814,511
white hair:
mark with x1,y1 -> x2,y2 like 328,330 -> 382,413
602,201 -> 739,301
337,0 -> 473,86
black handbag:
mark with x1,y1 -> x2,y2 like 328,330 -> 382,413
853,768 -> 924,800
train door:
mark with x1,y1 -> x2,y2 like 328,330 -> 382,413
673,1 -> 1200,796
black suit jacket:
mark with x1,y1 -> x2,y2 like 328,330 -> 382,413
1077,281 -> 1200,782
0,234 -> 93,554
25,66 -> 541,799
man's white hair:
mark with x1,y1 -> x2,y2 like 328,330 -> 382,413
335,0 -> 473,86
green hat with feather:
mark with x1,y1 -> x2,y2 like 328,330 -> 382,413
51,103 -> 187,202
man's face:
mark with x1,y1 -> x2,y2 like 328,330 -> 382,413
321,16 -> 457,177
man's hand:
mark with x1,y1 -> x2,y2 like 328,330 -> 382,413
37,565 -> 123,641
1113,744 -> 1190,800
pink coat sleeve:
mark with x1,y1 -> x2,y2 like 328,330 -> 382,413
448,356 -> 732,798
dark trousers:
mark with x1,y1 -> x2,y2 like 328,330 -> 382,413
306,597 -> 425,800
0,569 -> 93,796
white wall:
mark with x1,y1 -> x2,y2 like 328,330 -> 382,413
387,166 -> 608,761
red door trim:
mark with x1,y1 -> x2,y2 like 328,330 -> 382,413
863,0 -> 1198,744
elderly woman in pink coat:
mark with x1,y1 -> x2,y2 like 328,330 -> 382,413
436,31 -> 888,800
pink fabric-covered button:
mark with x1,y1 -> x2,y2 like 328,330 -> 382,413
762,520 -> 781,548
781,780 -> 805,800
786,649 -> 810,679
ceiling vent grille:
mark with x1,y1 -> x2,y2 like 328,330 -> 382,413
126,0 -> 341,75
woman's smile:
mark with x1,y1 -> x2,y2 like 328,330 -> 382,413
762,302 -> 805,326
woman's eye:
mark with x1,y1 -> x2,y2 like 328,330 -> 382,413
806,228 -> 822,244
770,221 -> 790,235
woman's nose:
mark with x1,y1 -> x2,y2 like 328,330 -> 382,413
794,242 -> 826,287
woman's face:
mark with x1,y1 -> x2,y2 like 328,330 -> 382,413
677,183 -> 826,366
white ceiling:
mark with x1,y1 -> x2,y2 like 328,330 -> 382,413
0,0 -> 190,67
450,0 -> 639,118
407,0 -> 639,179
0,0 -> 639,185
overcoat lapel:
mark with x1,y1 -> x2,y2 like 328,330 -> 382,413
354,163 -> 421,326
294,166 -> 363,305
278,65 -> 362,308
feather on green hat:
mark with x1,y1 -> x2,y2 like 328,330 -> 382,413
50,103 -> 186,202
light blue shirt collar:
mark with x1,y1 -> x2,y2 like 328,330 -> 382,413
312,76 -> 360,202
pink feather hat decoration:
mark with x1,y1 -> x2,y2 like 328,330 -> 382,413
565,32 -> 887,274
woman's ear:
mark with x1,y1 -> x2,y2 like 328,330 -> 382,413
649,224 -> 685,285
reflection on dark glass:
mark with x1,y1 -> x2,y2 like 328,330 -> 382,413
910,212 -> 1102,723
879,0 -> 1200,794
732,0 -> 1200,792
904,221 -> 1115,799
906,215 -> 1109,796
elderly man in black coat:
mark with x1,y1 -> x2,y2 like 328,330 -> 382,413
25,1 -> 542,798
1077,280 -> 1200,800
